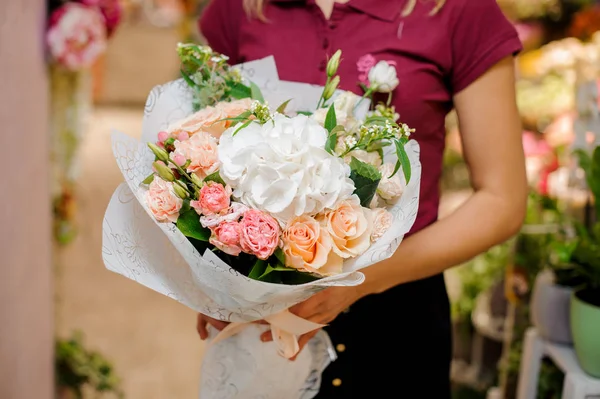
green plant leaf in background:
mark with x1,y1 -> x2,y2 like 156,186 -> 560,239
349,157 -> 382,207
176,209 -> 211,241
276,99 -> 292,114
229,82 -> 252,99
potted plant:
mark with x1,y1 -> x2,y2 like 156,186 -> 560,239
530,231 -> 585,344
55,331 -> 124,398
555,145 -> 600,377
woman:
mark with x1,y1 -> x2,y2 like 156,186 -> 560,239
196,0 -> 527,397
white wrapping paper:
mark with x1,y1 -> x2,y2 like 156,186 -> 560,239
102,57 -> 421,399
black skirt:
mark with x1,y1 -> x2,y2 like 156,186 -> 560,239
313,273 -> 452,398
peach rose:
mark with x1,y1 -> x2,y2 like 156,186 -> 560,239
169,106 -> 228,139
282,215 -> 343,276
318,195 -> 372,258
371,208 -> 393,242
239,209 -> 280,260
170,132 -> 219,179
145,177 -> 183,223
210,221 -> 243,256
191,182 -> 232,215
217,98 -> 253,120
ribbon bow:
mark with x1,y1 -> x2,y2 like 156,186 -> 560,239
209,310 -> 325,359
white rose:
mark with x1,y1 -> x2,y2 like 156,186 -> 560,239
343,149 -> 382,167
368,61 -> 399,93
311,91 -> 362,132
371,208 -> 393,242
377,163 -> 404,201
218,114 -> 355,224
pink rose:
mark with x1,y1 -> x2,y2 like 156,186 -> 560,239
210,221 -> 243,256
47,3 -> 107,70
191,182 -> 232,215
79,0 -> 122,37
239,209 -> 280,260
370,208 -> 393,242
318,195 -> 373,258
200,202 -> 248,228
170,132 -> 219,179
282,215 -> 343,276
145,178 -> 183,223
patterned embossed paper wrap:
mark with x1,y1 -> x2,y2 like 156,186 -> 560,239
102,56 -> 421,399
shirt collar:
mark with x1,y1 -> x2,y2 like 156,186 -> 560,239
270,0 -> 402,22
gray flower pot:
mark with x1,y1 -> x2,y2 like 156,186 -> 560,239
530,269 -> 574,344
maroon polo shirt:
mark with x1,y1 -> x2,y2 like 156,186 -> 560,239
199,0 -> 522,235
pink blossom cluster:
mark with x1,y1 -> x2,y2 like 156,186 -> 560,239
46,0 -> 122,70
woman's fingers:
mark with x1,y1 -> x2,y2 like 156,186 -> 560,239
289,330 -> 319,361
260,330 -> 273,342
196,314 -> 208,340
207,318 -> 230,331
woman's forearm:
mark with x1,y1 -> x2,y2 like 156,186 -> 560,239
358,189 -> 526,297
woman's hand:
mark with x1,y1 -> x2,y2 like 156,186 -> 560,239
196,313 -> 230,340
260,285 -> 364,359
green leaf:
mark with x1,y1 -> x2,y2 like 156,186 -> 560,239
250,81 -> 265,103
141,174 -> 154,185
296,111 -> 313,116
349,157 -> 382,207
393,140 -> 412,183
180,69 -> 198,89
273,247 -> 286,266
248,259 -> 268,280
228,82 -> 252,99
325,125 -> 346,155
276,99 -> 292,114
233,120 -> 252,136
176,209 -> 210,241
324,104 -> 337,133
203,171 -> 226,186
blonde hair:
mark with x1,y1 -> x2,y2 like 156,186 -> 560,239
243,0 -> 446,21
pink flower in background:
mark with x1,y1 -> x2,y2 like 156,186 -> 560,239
522,131 -> 559,195
210,221 -> 243,256
192,182 -> 232,215
357,54 -> 377,86
79,0 -> 123,38
239,209 -> 280,260
146,177 -> 183,223
47,3 -> 107,70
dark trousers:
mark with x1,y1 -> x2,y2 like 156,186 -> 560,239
313,274 -> 452,398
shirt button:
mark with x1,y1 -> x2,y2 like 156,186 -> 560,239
322,38 -> 329,49
332,378 -> 342,387
336,344 -> 346,352
319,60 -> 326,71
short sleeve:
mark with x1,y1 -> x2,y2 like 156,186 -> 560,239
450,0 -> 522,94
198,0 -> 244,63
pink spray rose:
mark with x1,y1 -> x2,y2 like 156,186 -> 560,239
210,221 -> 243,256
47,3 -> 107,70
146,177 -> 183,223
239,209 -> 280,260
357,54 -> 377,86
191,182 -> 232,215
170,132 -> 219,179
79,0 -> 123,38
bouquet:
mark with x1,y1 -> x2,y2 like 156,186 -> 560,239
103,44 -> 421,399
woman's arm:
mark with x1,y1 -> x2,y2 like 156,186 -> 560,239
358,56 -> 527,296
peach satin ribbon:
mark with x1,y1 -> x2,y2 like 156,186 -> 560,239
209,310 -> 325,359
